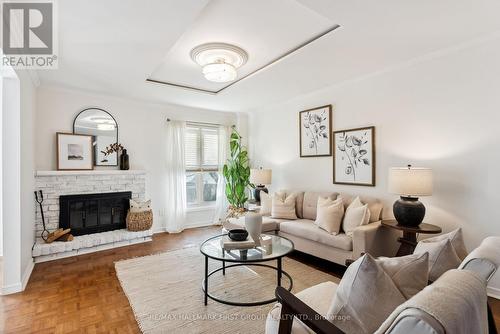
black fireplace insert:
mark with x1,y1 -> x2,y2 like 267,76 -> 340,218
59,191 -> 131,236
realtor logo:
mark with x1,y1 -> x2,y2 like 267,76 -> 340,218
1,0 -> 58,69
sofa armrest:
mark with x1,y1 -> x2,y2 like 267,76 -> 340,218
352,221 -> 400,260
275,287 -> 345,334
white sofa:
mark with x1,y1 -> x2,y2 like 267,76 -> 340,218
223,190 -> 400,266
265,243 -> 497,334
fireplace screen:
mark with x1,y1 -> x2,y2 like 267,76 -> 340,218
59,191 -> 131,236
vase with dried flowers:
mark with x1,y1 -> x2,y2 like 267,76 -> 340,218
102,143 -> 129,170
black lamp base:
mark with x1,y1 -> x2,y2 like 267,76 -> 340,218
253,185 -> 268,204
393,196 -> 426,227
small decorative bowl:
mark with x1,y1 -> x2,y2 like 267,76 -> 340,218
228,229 -> 248,241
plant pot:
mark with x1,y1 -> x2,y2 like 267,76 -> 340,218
245,212 -> 263,246
227,206 -> 247,219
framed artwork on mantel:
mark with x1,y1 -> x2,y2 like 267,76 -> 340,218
333,126 -> 375,186
299,104 -> 332,157
57,133 -> 94,171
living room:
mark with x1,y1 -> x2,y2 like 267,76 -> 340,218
1,0 -> 499,333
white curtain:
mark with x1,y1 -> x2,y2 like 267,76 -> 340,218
165,120 -> 187,233
213,125 -> 231,224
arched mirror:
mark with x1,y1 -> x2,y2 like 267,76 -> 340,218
73,108 -> 118,166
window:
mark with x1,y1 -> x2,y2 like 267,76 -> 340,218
185,124 -> 219,208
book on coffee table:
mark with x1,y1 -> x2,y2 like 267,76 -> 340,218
221,235 -> 256,250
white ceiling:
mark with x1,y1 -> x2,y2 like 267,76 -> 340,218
38,0 -> 500,112
149,0 -> 334,92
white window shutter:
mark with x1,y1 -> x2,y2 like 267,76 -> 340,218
202,128 -> 219,168
185,127 -> 200,169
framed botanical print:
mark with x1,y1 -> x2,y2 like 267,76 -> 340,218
299,105 -> 332,157
57,133 -> 94,170
333,126 -> 375,186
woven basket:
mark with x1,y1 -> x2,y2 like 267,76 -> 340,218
126,209 -> 153,231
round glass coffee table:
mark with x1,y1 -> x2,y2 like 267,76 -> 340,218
200,234 -> 294,306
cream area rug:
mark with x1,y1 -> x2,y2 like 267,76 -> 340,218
115,246 -> 340,334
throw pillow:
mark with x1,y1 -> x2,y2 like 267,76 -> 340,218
414,238 -> 462,281
327,253 -> 428,334
367,201 -> 383,222
259,191 -> 272,216
271,192 -> 297,220
418,228 -> 467,260
314,197 -> 344,235
376,253 -> 429,299
342,197 -> 370,236
129,199 -> 151,213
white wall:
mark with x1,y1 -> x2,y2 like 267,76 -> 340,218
19,70 -> 36,290
1,67 -> 21,293
1,65 -> 36,294
248,35 -> 500,252
36,86 -> 237,231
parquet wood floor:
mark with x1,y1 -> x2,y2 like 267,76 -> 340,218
0,227 -> 220,333
0,226 -> 498,333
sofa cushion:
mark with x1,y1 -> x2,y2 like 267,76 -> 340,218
302,191 -> 339,220
327,254 -> 428,334
414,238 -> 461,282
272,192 -> 298,220
376,253 -> 429,299
224,216 -> 279,232
280,190 -> 305,219
420,228 -> 468,260
342,197 -> 370,236
314,197 -> 344,235
280,220 -> 353,251
342,194 -> 383,222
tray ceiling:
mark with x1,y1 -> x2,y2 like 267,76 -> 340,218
147,0 -> 338,94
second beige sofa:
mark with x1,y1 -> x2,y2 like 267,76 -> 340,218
223,190 -> 399,266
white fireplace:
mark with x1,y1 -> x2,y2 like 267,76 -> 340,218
32,170 -> 152,262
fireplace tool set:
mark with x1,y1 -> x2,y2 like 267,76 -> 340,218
34,190 -> 74,243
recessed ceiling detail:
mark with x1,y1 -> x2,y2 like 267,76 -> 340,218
190,42 -> 248,83
147,24 -> 340,94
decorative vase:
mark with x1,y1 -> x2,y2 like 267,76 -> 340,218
245,212 -> 263,246
393,196 -> 426,227
120,149 -> 130,170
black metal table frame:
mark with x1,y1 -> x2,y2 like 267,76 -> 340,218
201,235 -> 294,307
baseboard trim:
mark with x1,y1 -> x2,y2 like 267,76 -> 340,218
22,259 -> 35,290
1,282 -> 22,295
488,286 -> 500,299
1,260 -> 35,295
157,222 -> 216,234
184,221 -> 215,229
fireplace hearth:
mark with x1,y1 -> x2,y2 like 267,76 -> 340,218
59,191 -> 132,236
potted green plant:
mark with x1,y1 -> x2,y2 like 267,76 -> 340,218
223,128 -> 251,218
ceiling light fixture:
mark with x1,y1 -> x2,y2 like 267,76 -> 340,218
190,43 -> 248,83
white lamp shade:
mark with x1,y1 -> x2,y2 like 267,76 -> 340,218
250,168 -> 272,185
388,167 -> 433,196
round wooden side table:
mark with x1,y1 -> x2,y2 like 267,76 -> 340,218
381,219 -> 442,256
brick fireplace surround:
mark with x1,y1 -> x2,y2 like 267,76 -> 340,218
32,170 -> 153,262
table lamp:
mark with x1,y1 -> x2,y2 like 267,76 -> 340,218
250,167 -> 272,203
388,165 -> 433,226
